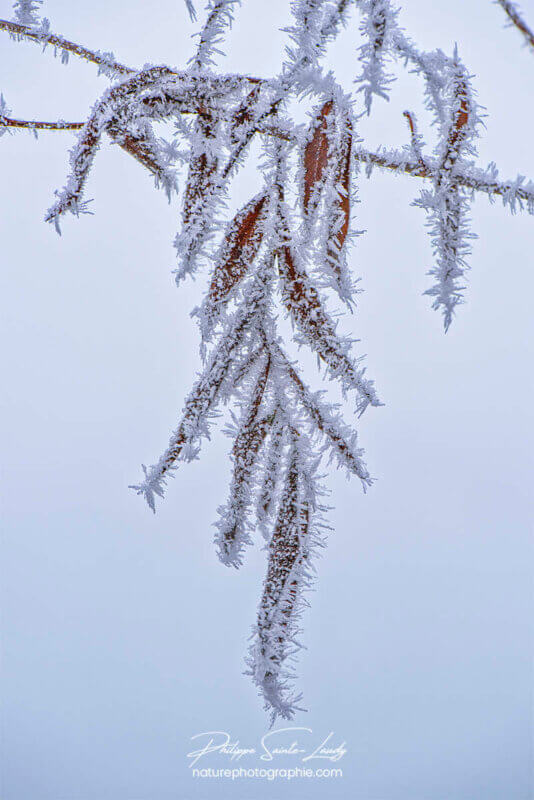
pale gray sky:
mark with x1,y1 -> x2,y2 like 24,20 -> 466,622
1,1 -> 533,798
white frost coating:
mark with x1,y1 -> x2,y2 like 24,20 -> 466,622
184,0 -> 197,22
355,1 -> 484,327
12,0 -> 42,27
410,49 -> 482,329
0,94 -> 12,136
245,433 -> 329,723
129,307 -> 260,512
5,0 -> 533,722
356,0 -> 399,113
214,354 -> 273,567
190,0 -> 241,71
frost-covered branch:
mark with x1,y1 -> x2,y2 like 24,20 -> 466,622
4,110 -> 533,215
496,0 -> 534,51
3,0 -> 533,724
0,116 -> 83,131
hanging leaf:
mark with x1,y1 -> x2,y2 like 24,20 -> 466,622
302,100 -> 333,216
257,416 -> 286,532
178,111 -> 220,270
325,115 -> 352,281
271,341 -> 372,485
215,357 -> 273,566
442,76 -> 470,169
209,192 -> 267,305
278,244 -> 379,413
248,441 -> 309,721
107,121 -> 178,200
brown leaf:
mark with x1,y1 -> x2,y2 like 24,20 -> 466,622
257,443 -> 308,672
278,245 -> 323,323
181,113 -> 219,246
257,417 -> 285,526
208,192 -> 268,306
216,356 -> 272,565
107,124 -> 169,185
303,100 -> 333,215
272,342 -> 373,483
278,245 -> 377,410
440,76 -> 470,175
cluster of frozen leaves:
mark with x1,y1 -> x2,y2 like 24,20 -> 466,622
2,0 -> 534,722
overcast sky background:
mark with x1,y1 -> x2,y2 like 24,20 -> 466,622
1,1 -> 533,798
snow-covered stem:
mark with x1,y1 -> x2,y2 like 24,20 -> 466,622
0,17 -> 269,84
44,66 -> 181,229
403,110 -> 425,168
285,0 -> 331,74
353,146 -> 534,211
414,50 -> 480,329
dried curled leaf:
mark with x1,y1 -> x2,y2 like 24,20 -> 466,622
216,414 -> 273,566
45,66 -> 177,229
183,113 -> 218,218
326,116 -> 352,272
215,356 -> 272,566
278,244 -> 379,413
303,100 -> 333,216
130,306 -> 256,511
272,341 -> 372,485
177,112 -> 220,270
107,122 -> 178,199
208,192 -> 268,306
442,77 -> 470,169
250,442 -> 309,719
257,416 -> 286,533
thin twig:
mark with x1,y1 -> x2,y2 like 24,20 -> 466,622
0,17 -> 267,85
0,17 -> 133,75
3,114 -> 533,209
1,117 -> 84,130
402,110 -> 426,169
